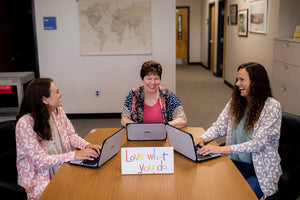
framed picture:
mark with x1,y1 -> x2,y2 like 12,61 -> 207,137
238,9 -> 248,37
249,0 -> 268,34
230,4 -> 238,25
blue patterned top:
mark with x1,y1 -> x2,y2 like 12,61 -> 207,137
122,86 -> 186,123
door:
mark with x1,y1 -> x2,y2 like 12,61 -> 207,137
0,1 -> 14,72
208,3 -> 215,71
0,0 -> 38,75
216,1 -> 226,77
176,7 -> 189,64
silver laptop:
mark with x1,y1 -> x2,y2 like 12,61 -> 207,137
126,122 -> 167,141
69,127 -> 125,168
166,124 -> 221,162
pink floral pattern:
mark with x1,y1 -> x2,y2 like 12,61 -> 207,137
15,107 -> 89,200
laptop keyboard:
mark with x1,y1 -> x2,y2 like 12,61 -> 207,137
195,145 -> 220,161
81,155 -> 100,166
196,153 -> 213,161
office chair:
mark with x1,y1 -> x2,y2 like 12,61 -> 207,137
266,112 -> 300,200
0,120 -> 27,200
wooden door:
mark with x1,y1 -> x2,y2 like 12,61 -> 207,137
176,7 -> 189,63
208,3 -> 215,71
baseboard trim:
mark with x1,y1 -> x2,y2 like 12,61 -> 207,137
188,62 -> 201,65
199,62 -> 209,70
176,59 -> 187,65
224,80 -> 234,88
67,113 -> 121,119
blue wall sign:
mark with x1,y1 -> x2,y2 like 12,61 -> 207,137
43,17 -> 57,30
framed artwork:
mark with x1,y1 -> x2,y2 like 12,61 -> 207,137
249,0 -> 268,34
238,9 -> 248,37
230,4 -> 238,25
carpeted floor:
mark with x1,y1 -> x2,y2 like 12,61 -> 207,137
176,64 -> 232,129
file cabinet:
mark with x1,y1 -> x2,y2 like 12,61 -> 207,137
272,38 -> 300,115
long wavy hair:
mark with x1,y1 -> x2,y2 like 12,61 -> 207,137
16,78 -> 53,141
229,63 -> 272,133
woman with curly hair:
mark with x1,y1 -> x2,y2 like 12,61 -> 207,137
195,63 -> 282,199
15,78 -> 101,200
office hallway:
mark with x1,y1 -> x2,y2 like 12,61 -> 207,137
176,64 -> 232,129
176,64 -> 232,144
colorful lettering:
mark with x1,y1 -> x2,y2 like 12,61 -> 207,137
146,148 -> 169,161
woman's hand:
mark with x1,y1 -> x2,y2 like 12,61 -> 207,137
194,138 -> 205,147
196,143 -> 233,156
197,144 -> 221,156
121,117 -> 135,127
74,148 -> 99,160
85,144 -> 102,154
168,118 -> 187,129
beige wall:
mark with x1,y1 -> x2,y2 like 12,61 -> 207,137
34,0 -> 300,114
200,0 -> 299,86
278,0 -> 300,37
224,0 -> 280,85
176,0 -> 202,63
34,0 -> 176,114
199,0 -> 280,82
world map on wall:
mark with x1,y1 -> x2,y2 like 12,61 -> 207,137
78,0 -> 152,55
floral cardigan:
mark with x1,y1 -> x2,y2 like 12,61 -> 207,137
15,107 -> 89,200
122,86 -> 187,123
200,97 -> 282,199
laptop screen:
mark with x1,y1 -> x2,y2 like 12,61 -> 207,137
126,122 -> 167,141
166,124 -> 197,161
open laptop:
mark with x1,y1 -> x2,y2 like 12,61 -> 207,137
69,127 -> 125,168
166,124 -> 221,162
126,122 -> 167,141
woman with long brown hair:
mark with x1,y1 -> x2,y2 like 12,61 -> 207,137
195,63 -> 282,199
16,78 -> 101,200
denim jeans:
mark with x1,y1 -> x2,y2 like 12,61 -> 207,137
232,160 -> 263,199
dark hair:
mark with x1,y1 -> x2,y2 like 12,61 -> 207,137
140,60 -> 162,80
230,62 -> 272,132
16,78 -> 53,141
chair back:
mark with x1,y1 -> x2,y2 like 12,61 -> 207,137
0,120 -> 18,183
279,112 -> 300,173
276,112 -> 300,200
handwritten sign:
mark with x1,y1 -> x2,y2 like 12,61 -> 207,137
121,147 -> 174,175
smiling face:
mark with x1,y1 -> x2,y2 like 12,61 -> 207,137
43,82 -> 63,111
235,68 -> 251,99
141,73 -> 161,94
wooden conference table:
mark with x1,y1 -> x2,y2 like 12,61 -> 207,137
39,127 -> 258,200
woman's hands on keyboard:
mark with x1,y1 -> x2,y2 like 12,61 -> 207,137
75,147 -> 100,160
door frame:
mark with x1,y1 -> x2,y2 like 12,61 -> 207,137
176,6 -> 190,64
207,3 -> 215,71
216,0 -> 226,77
31,0 -> 40,77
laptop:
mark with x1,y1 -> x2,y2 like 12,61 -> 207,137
166,124 -> 221,162
126,122 -> 167,141
69,127 -> 125,168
